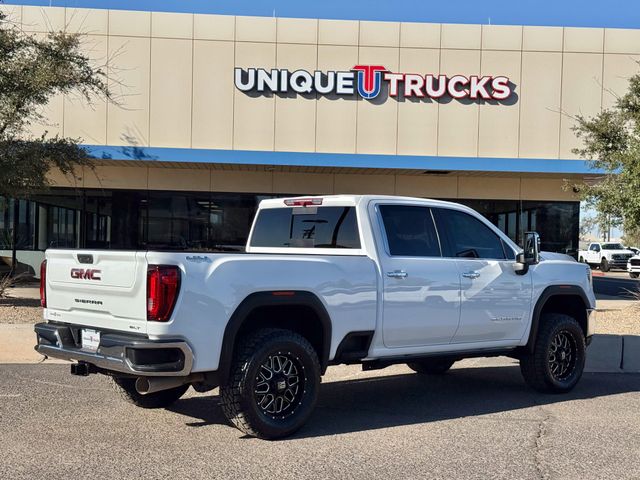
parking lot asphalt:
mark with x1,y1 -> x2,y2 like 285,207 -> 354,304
1,359 -> 638,480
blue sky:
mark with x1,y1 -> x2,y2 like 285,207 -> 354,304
5,0 -> 640,29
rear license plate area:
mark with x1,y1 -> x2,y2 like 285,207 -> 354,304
81,329 -> 100,352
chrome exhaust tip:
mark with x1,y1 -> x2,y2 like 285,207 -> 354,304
135,373 -> 203,395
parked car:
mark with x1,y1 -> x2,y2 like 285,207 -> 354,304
578,242 -> 635,272
628,254 -> 640,279
35,195 -> 596,439
626,246 -> 640,256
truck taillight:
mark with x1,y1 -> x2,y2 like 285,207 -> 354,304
40,260 -> 47,308
147,265 -> 181,322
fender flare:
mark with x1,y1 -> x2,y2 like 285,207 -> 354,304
218,291 -> 332,384
525,285 -> 590,353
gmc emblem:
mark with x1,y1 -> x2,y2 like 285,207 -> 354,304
70,268 -> 102,281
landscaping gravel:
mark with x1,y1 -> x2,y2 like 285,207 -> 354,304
596,305 -> 640,336
0,297 -> 43,324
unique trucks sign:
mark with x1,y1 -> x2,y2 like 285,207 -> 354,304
234,65 -> 513,101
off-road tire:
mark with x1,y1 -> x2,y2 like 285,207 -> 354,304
220,328 -> 321,440
109,376 -> 189,408
630,272 -> 639,279
407,358 -> 455,374
520,313 -> 586,393
600,258 -> 610,272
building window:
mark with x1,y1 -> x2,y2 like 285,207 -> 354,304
521,201 -> 579,256
0,197 -> 12,250
84,191 -> 112,249
1,189 -> 580,257
145,192 -> 211,250
443,198 -> 579,257
209,194 -> 266,251
0,197 -> 36,250
47,205 -> 77,248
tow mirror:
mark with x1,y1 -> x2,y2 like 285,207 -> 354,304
515,232 -> 541,275
514,252 -> 529,275
524,231 -> 541,265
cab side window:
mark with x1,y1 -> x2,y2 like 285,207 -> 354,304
435,208 -> 507,260
379,205 -> 441,257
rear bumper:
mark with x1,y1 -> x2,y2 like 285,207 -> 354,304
34,322 -> 193,377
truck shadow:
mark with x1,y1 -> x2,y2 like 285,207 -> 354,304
169,365 -> 640,439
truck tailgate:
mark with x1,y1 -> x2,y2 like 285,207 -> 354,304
44,250 -> 148,334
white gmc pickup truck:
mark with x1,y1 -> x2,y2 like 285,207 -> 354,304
35,195 -> 596,439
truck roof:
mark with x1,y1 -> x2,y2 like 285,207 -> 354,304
258,194 -> 465,209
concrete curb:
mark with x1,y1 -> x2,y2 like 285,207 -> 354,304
622,335 -> 640,372
586,334 -> 640,373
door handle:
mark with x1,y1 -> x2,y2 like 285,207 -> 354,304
462,271 -> 480,279
386,270 -> 408,279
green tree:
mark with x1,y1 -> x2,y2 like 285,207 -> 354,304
570,66 -> 640,238
623,226 -> 640,248
580,211 -> 619,242
0,10 -> 110,198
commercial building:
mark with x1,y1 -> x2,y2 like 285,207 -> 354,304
2,3 -> 640,273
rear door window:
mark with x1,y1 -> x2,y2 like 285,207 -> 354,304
379,205 -> 441,257
250,207 -> 361,249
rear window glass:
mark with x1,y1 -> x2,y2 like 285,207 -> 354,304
250,207 -> 361,249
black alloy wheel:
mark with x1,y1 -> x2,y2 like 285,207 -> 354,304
254,353 -> 305,419
547,330 -> 578,381
520,313 -> 586,393
220,328 -> 320,439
